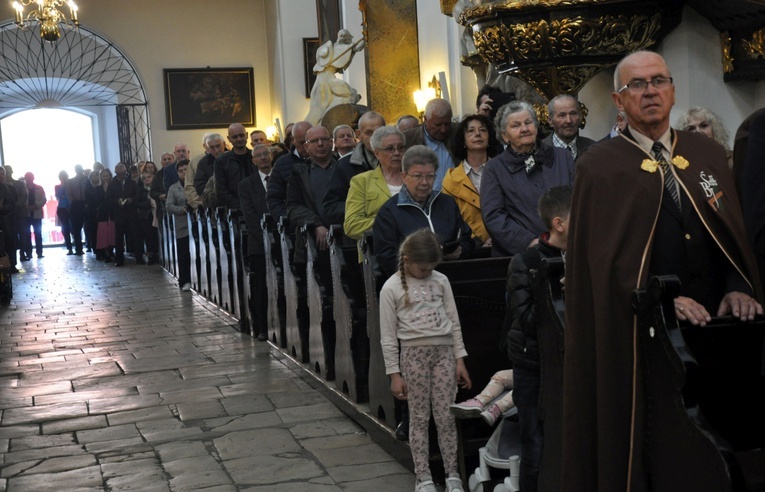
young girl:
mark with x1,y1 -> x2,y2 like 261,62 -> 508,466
379,228 -> 472,492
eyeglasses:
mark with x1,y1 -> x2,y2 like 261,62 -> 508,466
380,145 -> 406,154
617,76 -> 673,93
306,137 -> 331,144
252,152 -> 271,159
406,173 -> 437,183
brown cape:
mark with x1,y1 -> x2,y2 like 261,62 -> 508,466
562,129 -> 762,491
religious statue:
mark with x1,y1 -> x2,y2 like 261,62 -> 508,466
305,29 -> 366,124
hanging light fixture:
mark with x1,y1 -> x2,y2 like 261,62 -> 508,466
12,0 -> 79,43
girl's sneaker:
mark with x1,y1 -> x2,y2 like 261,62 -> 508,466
414,479 -> 437,492
450,398 -> 483,418
481,403 -> 502,426
445,477 -> 465,491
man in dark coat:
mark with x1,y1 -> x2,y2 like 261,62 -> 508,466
563,50 -> 763,492
106,163 -> 138,266
214,123 -> 252,210
239,144 -> 273,341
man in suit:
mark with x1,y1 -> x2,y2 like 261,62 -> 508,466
403,98 -> 458,191
239,143 -> 273,341
542,93 -> 596,161
107,162 -> 138,266
563,50 -> 762,491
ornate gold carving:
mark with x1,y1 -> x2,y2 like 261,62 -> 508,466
471,14 -> 659,98
742,28 -> 765,60
720,31 -> 734,73
473,14 -> 660,66
458,0 -> 612,26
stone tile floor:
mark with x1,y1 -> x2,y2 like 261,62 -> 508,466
0,247 -> 417,491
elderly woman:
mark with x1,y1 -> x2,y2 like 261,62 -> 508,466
481,100 -> 575,256
372,145 -> 475,278
442,114 -> 500,246
676,107 -> 733,168
344,126 -> 405,242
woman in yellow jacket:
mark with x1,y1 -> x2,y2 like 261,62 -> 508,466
344,125 -> 405,241
441,113 -> 499,246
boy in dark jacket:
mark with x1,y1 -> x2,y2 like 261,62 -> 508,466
506,185 -> 571,492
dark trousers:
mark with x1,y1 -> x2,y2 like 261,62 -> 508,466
114,214 -> 134,261
69,202 -> 85,252
135,216 -> 158,260
514,364 -> 543,492
248,253 -> 268,335
25,217 -> 43,257
177,235 -> 191,286
57,207 -> 72,250
84,213 -> 97,251
0,216 -> 15,264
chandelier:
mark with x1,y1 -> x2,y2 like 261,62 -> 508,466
12,0 -> 79,42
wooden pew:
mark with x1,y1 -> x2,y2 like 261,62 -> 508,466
361,233 -> 396,428
303,225 -> 334,380
435,255 -> 512,401
206,207 -> 221,306
279,217 -> 307,362
167,211 -> 177,277
216,208 -> 233,313
187,209 -> 200,292
328,225 -> 369,402
263,214 -> 286,347
531,257 -> 566,492
196,208 -> 212,300
228,209 -> 249,335
633,276 -> 765,491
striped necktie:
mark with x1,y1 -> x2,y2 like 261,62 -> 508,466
652,141 -> 681,211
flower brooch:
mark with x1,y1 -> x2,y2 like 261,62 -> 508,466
640,155 -> 690,173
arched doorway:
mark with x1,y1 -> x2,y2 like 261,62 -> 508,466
0,21 -> 151,166
0,21 -> 151,248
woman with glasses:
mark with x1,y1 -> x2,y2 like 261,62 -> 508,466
481,100 -> 575,256
442,114 -> 500,248
372,145 -> 475,279
344,126 -> 405,244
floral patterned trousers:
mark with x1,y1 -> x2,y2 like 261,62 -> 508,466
401,345 -> 458,480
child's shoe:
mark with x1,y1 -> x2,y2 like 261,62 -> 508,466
481,403 -> 502,426
450,398 -> 483,418
414,479 -> 437,492
445,477 -> 465,492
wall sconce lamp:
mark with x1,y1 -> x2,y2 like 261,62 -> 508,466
265,125 -> 279,143
413,87 -> 437,122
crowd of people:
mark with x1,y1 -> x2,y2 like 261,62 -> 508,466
1,48 -> 764,492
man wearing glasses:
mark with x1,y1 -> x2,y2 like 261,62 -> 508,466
563,50 -> 762,490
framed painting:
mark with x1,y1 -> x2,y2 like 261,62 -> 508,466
316,0 -> 341,45
163,67 -> 254,130
303,38 -> 320,99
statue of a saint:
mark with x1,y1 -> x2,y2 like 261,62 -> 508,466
305,29 -> 365,124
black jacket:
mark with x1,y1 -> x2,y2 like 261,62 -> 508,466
214,150 -> 252,210
506,233 -> 564,369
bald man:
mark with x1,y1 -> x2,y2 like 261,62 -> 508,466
403,98 -> 458,191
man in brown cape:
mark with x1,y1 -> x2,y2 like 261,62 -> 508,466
563,50 -> 763,491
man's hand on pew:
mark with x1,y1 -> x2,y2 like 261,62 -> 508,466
717,291 -> 763,321
315,225 -> 329,250
456,358 -> 472,391
390,373 -> 408,400
674,296 -> 712,326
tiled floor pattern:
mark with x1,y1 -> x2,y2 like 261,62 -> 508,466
0,248 -> 417,491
